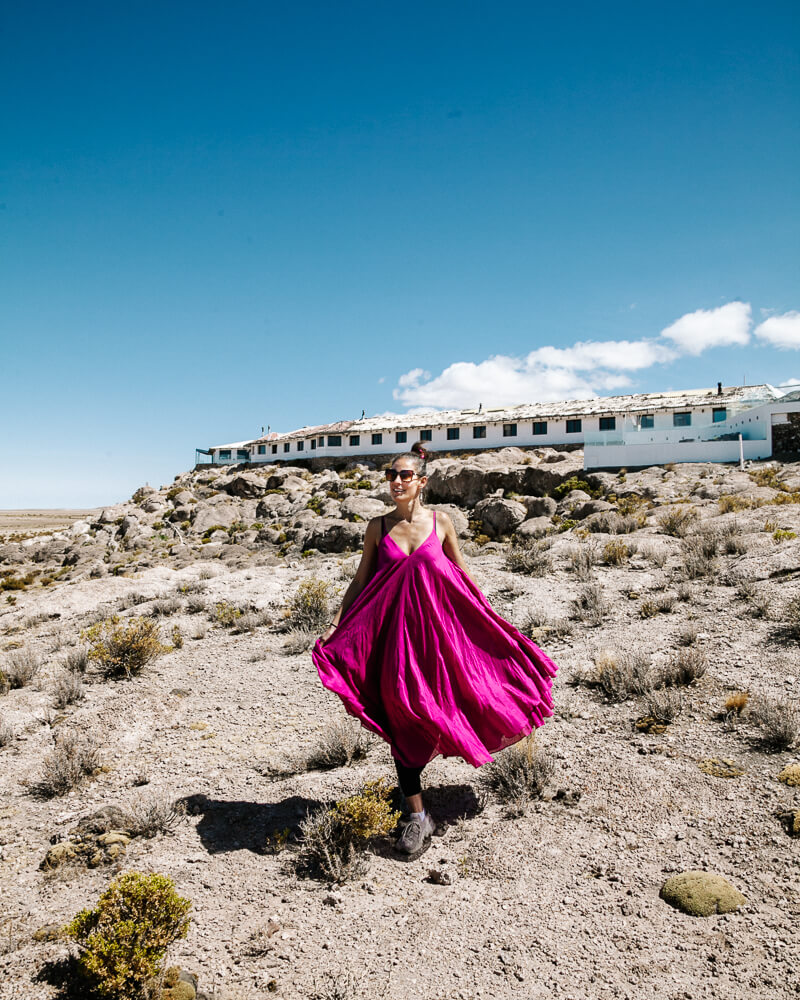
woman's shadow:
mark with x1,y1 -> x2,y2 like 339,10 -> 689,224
179,792 -> 325,855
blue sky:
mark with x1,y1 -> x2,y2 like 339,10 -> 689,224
1,1 -> 798,507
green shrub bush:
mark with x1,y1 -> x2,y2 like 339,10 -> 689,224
66,871 -> 191,999
84,616 -> 165,679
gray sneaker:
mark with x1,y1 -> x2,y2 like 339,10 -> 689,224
395,812 -> 435,854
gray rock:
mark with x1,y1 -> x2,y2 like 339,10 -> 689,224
192,503 -> 241,535
340,496 -> 388,522
573,499 -> 613,520
302,518 -> 366,553
221,475 -> 265,499
473,497 -> 528,537
519,496 -> 557,518
514,516 -> 554,540
255,494 -> 293,520
426,454 -> 583,508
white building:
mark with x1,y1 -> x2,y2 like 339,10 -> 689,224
197,383 -> 800,470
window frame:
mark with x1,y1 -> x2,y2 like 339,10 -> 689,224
447,427 -> 460,441
673,411 -> 692,427
566,419 -> 582,434
473,425 -> 486,439
532,421 -> 547,435
599,416 -> 616,431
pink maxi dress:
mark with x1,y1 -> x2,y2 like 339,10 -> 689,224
312,511 -> 558,769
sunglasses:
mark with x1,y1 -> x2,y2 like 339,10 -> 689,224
384,469 -> 419,482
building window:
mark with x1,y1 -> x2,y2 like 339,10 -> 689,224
566,419 -> 582,433
599,417 -> 616,431
372,433 -> 382,445
673,412 -> 691,427
271,445 -> 278,454
532,421 -> 547,435
310,439 -> 316,450
473,425 -> 486,439
238,450 -> 249,461
712,407 -> 727,422
297,441 -> 304,451
257,444 -> 266,455
447,427 -> 460,440
640,415 -> 654,429
420,429 -> 432,441
219,450 -> 231,460
328,435 -> 342,447
318,436 -> 324,446
396,431 -> 407,444
350,435 -> 360,447
502,423 -> 517,437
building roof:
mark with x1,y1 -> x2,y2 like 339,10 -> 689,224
209,383 -> 783,451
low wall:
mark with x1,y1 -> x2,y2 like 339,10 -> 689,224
584,437 -> 771,469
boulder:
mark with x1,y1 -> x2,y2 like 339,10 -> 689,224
170,489 -> 195,506
573,499 -> 614,520
169,505 -> 194,523
142,498 -> 169,514
473,497 -> 528,538
192,503 -> 241,535
97,505 -> 129,524
118,514 -> 140,537
302,518 -> 366,553
425,453 -> 583,508
659,871 -> 746,916
340,496 -> 388,522
69,520 -> 91,537
220,475 -> 264,499
430,504 -> 470,538
514,516 -> 554,540
519,496 -> 557,518
132,485 -> 155,502
255,494 -> 293,520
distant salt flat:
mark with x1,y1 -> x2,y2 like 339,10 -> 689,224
0,509 -> 101,534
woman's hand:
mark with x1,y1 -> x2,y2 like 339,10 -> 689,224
319,624 -> 337,645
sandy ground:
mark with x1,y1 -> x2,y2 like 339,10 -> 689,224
0,511 -> 101,536
0,464 -> 799,1000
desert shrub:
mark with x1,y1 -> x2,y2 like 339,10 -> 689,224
676,582 -> 693,603
63,647 -> 90,674
211,601 -> 242,627
773,529 -> 797,543
659,648 -> 708,687
679,536 -> 716,580
718,494 -> 752,513
66,871 -> 191,999
602,539 -> 635,565
149,597 -> 183,617
0,717 -> 14,747
184,596 -> 208,615
190,622 -> 207,641
37,731 -> 101,797
310,971 -> 360,1000
777,595 -> 800,641
307,719 -> 372,770
569,583 -> 608,626
283,627 -> 318,655
232,609 -> 272,634
296,780 -> 400,883
566,543 -> 597,580
658,507 -> 698,537
52,671 -> 85,709
552,476 -> 598,499
3,648 -> 42,688
644,687 -> 684,724
750,696 -> 799,751
749,594 -> 772,619
84,616 -> 165,679
640,543 -> 668,569
478,737 -> 555,817
584,649 -> 654,702
519,611 -> 574,640
287,578 -> 334,632
122,790 -> 186,838
505,538 -> 553,576
749,466 -> 787,490
587,512 -> 639,534
677,625 -> 699,646
118,591 -> 150,610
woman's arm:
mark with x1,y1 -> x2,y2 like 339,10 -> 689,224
318,516 -> 381,643
439,511 -> 477,585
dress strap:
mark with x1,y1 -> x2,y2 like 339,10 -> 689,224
432,510 -> 436,533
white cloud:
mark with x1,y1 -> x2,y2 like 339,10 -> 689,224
777,377 -> 800,388
754,311 -> 800,349
660,301 -> 752,355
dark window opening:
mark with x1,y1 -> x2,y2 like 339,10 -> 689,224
673,412 -> 691,427
599,417 -> 616,431
328,435 -> 342,446
420,429 -> 432,441
532,421 -> 547,435
447,427 -> 460,440
350,435 -> 360,446
396,431 -> 407,443
473,425 -> 486,439
566,419 -> 582,433
372,433 -> 383,445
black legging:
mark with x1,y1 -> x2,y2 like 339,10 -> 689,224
394,759 -> 425,798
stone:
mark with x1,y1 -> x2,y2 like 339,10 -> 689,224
255,494 -> 293,519
778,809 -> 800,837
302,518 -> 365,553
573,500 -> 613,520
425,454 -> 584,508
519,496 -> 557,518
513,516 -> 553,540
473,497 -> 528,538
221,475 -> 265,499
192,503 -> 241,535
73,805 -> 131,835
339,496 -> 388,522
133,485 -> 156,502
40,842 -> 78,870
660,871 -> 746,916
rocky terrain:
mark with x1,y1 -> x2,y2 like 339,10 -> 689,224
1,447 -> 799,1000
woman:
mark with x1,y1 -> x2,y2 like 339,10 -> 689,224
313,442 -> 558,854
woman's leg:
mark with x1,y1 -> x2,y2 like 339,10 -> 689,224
394,759 -> 425,814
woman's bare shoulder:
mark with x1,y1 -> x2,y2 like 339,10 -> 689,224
433,507 -> 454,526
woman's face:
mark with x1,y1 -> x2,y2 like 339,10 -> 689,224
389,457 -> 426,502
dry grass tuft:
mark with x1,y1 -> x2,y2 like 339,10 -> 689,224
3,649 -> 42,689
569,583 -> 608,626
287,578 -> 335,632
658,506 -> 698,537
659,648 -> 708,687
0,717 -> 14,747
584,649 -> 654,702
566,543 -> 597,580
602,539 -> 635,566
307,719 -> 372,770
36,732 -> 101,797
750,696 -> 799,751
478,737 -> 555,817
62,647 -> 89,674
52,671 -> 85,709
121,789 -> 186,837
505,538 -> 553,576
724,691 -> 750,716
644,687 -> 684,724
283,628 -> 318,655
